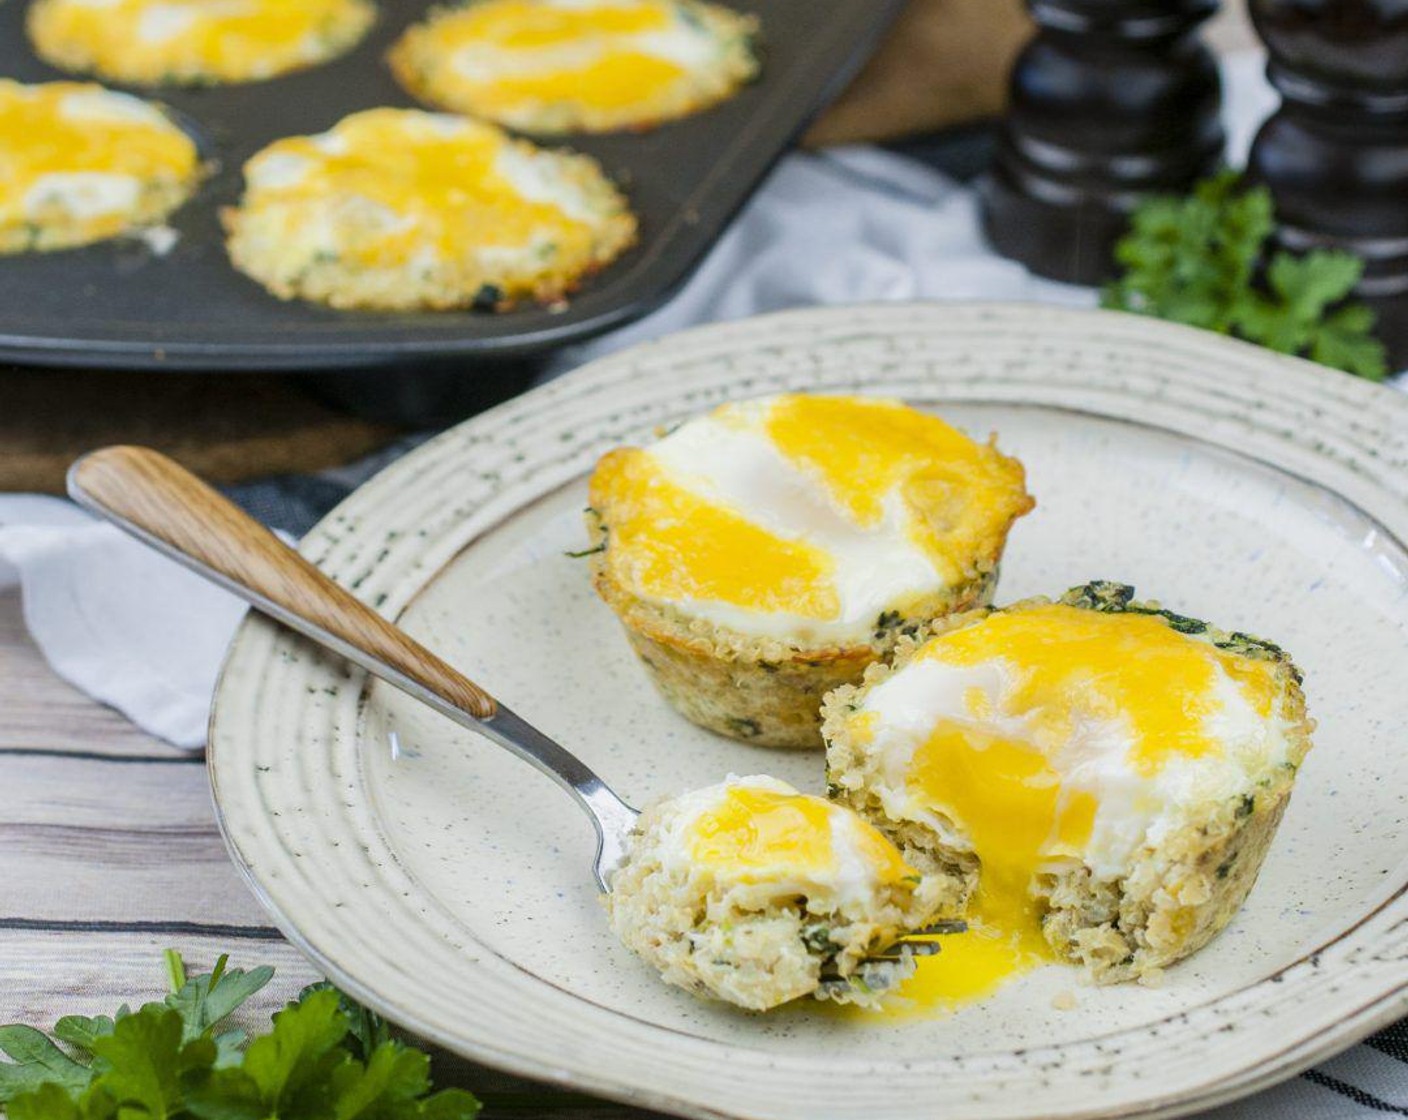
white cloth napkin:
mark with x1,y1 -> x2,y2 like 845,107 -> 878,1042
0,51 -> 1384,749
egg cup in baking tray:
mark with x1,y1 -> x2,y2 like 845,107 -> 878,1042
0,0 -> 902,372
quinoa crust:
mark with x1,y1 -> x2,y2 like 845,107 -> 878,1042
822,580 -> 1315,982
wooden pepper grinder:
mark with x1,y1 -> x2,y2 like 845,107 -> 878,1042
1246,0 -> 1408,368
981,0 -> 1225,284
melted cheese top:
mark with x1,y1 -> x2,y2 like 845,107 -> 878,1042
29,0 -> 374,82
0,81 -> 197,226
241,109 -> 605,268
842,602 -> 1292,1007
663,776 -> 916,905
405,0 -> 727,114
588,395 -> 1032,642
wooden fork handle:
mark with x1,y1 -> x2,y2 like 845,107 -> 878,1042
68,445 -> 498,721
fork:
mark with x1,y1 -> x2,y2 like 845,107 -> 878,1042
68,446 -> 959,968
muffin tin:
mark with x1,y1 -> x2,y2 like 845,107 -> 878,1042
0,0 -> 902,371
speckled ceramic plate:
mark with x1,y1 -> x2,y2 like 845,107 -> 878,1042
209,302 -> 1408,1120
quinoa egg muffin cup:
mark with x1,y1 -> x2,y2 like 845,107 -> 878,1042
823,581 -> 1316,984
0,80 -> 202,255
584,394 -> 1035,749
606,775 -> 962,1010
222,108 -> 638,312
389,0 -> 761,135
27,0 -> 377,87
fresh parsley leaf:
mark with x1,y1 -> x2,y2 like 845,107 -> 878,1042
88,1009 -> 216,1120
296,985 -> 391,1064
1102,171 -> 1389,379
240,989 -> 349,1116
0,956 -> 479,1120
0,1027 -> 93,1101
52,1018 -> 117,1056
164,956 -> 274,1044
5,1081 -> 83,1120
1313,304 -> 1390,380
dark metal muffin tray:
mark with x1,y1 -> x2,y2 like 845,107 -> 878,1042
0,0 -> 902,371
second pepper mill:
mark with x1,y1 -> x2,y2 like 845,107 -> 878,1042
1246,0 -> 1408,369
981,0 -> 1226,285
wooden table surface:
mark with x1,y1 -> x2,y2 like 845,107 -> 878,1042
0,586 -> 671,1118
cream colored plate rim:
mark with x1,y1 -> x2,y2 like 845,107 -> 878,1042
209,302 -> 1408,1120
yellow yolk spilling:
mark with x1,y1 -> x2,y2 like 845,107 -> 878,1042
242,110 -> 601,269
28,0 -> 375,85
0,81 -> 197,242
424,1 -> 688,113
587,395 -> 1032,638
917,605 -> 1279,773
843,603 -> 1280,1015
685,785 -> 914,889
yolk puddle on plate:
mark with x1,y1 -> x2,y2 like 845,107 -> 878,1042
844,719 -> 1093,1021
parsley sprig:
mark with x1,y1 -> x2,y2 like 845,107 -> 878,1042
1101,170 -> 1389,381
0,952 -> 479,1120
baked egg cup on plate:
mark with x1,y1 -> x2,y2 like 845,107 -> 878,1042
0,80 -> 201,254
27,0 -> 376,87
223,108 -> 638,312
584,393 -> 1034,749
823,580 -> 1314,992
607,774 -> 961,1011
388,0 -> 760,135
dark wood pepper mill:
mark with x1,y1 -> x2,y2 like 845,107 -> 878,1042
1246,0 -> 1408,368
980,0 -> 1225,285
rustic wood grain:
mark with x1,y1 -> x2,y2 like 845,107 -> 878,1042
0,588 -> 671,1118
0,368 -> 399,496
69,447 -> 499,721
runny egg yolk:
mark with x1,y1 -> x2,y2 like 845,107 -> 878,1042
246,111 -> 597,268
847,603 -> 1279,1015
418,1 -> 690,113
589,446 -> 841,620
686,786 -> 913,887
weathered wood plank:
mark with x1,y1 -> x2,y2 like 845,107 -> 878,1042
0,755 -> 270,925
